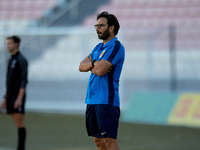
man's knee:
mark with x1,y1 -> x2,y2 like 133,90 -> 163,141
14,120 -> 25,128
103,138 -> 111,148
103,138 -> 118,149
93,137 -> 102,147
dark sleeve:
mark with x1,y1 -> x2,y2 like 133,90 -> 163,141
18,56 -> 28,88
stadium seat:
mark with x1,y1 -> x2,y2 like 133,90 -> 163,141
0,0 -> 56,20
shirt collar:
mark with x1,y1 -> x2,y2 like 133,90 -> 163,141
11,51 -> 19,58
102,37 -> 118,48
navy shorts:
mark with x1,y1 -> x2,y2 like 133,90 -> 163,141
86,104 -> 120,139
6,95 -> 26,114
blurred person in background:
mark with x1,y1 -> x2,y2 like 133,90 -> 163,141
79,11 -> 125,150
1,35 -> 28,150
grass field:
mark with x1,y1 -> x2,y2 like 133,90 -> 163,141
1,112 -> 200,150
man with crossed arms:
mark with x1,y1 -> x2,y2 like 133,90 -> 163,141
79,11 -> 125,150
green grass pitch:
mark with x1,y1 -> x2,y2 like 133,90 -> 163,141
1,112 -> 200,150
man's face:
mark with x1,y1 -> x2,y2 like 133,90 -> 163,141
95,17 -> 110,40
6,39 -> 18,53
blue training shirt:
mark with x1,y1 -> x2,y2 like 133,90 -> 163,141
85,37 -> 125,107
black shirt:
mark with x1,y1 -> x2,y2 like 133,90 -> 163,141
6,51 -> 28,98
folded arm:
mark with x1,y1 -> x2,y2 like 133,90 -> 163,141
79,54 -> 93,72
79,54 -> 112,76
91,59 -> 112,76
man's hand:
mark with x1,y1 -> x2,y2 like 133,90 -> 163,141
14,99 -> 22,109
79,54 -> 93,72
91,60 -> 113,76
1,98 -> 6,110
13,88 -> 25,109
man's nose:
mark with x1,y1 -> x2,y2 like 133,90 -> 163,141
96,27 -> 100,32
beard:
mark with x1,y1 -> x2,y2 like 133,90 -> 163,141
97,27 -> 110,40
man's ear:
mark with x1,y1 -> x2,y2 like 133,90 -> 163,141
109,25 -> 115,33
16,43 -> 19,48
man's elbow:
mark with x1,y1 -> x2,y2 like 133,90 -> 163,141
79,63 -> 83,72
79,66 -> 85,72
79,63 -> 89,72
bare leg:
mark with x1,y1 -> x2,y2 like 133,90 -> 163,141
103,137 -> 120,150
93,137 -> 108,150
12,113 -> 25,128
12,113 -> 26,150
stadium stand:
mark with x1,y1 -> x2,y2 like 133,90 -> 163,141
0,0 -> 62,79
26,0 -> 200,80
83,0 -> 200,29
0,0 -> 57,20
81,0 -> 200,54
82,0 -> 200,79
0,0 -> 59,49
29,28 -> 100,80
1,0 -> 200,81
1,0 -> 200,114
37,0 -> 109,26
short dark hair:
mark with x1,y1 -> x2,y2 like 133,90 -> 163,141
97,11 -> 120,35
7,35 -> 21,47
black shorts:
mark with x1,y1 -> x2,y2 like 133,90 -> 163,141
6,95 -> 26,114
86,104 -> 120,139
